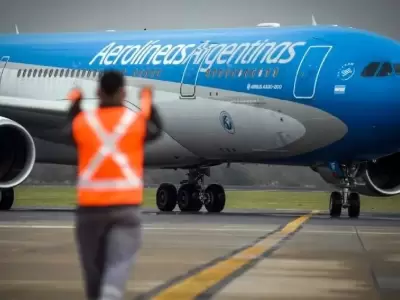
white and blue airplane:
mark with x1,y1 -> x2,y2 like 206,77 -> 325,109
1,22 -> 400,218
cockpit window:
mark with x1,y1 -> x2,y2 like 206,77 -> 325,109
361,62 -> 380,77
393,64 -> 400,75
376,62 -> 393,77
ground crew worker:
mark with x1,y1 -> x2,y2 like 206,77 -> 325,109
66,70 -> 163,300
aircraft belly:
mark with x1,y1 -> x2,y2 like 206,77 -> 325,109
34,131 -> 202,168
156,93 -> 348,161
144,131 -> 203,167
157,99 -> 305,158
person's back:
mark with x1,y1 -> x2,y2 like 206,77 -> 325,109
73,106 -> 148,206
68,70 -> 163,300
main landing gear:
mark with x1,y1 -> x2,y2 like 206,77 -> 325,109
156,168 -> 226,213
328,163 -> 360,218
0,188 -> 15,211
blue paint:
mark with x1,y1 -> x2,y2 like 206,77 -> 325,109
1,25 -> 400,165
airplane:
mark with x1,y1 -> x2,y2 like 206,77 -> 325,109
1,21 -> 400,219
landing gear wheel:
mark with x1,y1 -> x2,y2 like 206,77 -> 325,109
156,183 -> 177,212
204,184 -> 225,213
348,192 -> 360,218
329,191 -> 342,218
0,188 -> 14,211
177,184 -> 203,212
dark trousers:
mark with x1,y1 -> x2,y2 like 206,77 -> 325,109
75,205 -> 142,300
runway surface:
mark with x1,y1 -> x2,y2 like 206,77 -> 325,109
1,208 -> 400,299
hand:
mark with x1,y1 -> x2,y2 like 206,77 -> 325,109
67,88 -> 83,102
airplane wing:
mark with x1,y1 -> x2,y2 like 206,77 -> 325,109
0,95 -> 99,122
0,95 -> 97,144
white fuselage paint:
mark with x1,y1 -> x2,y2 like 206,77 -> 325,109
0,63 -> 347,168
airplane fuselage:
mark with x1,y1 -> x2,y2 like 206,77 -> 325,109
1,25 -> 400,169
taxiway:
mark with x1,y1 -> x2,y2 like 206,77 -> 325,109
0,208 -> 399,299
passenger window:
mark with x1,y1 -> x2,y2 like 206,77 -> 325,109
38,69 -> 42,77
273,68 -> 279,77
17,69 -> 21,77
251,69 -> 257,77
27,69 -> 32,77
376,62 -> 393,77
49,69 -> 53,77
361,62 -> 380,77
65,69 -> 70,77
265,69 -> 270,77
33,69 -> 37,77
258,69 -> 263,77
70,70 -> 75,77
22,69 -> 27,77
60,69 -> 64,77
54,69 -> 59,77
218,69 -> 224,77
87,71 -> 91,77
43,69 -> 48,77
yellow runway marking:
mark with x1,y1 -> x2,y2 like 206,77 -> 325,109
152,210 -> 319,299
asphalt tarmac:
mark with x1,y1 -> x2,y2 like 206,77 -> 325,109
0,208 -> 399,299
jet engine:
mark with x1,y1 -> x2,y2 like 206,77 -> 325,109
355,153 -> 400,196
314,152 -> 400,197
0,117 -> 36,189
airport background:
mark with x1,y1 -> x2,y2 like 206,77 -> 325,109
2,2 -> 400,299
1,0 -> 399,187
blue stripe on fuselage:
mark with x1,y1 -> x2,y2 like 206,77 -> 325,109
2,25 -> 400,163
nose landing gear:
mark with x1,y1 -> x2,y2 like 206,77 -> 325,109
328,163 -> 361,218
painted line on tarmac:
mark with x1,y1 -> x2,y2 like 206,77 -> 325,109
135,210 -> 319,300
0,224 -> 276,233
1,223 -> 400,236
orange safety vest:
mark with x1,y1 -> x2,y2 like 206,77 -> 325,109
71,87 -> 153,207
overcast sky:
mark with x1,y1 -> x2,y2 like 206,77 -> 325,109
1,0 -> 399,40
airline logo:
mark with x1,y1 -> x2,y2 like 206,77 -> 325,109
337,63 -> 355,81
89,39 -> 307,69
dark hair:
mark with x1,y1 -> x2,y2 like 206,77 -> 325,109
99,70 -> 125,96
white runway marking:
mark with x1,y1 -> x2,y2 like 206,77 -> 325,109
0,224 -> 274,232
0,223 -> 400,235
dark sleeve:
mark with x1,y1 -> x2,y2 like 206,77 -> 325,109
63,100 -> 82,146
145,104 -> 163,143
67,100 -> 82,121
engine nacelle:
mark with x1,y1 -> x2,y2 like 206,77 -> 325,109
0,117 -> 36,188
314,152 -> 400,197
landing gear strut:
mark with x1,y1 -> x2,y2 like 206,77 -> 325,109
156,168 -> 226,213
329,163 -> 360,218
0,188 -> 15,210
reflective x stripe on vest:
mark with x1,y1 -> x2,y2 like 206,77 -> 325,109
77,108 -> 143,190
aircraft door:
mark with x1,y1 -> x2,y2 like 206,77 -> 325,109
293,46 -> 332,99
0,56 -> 10,87
180,43 -> 211,99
